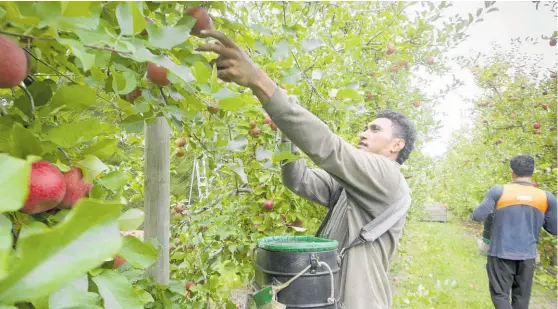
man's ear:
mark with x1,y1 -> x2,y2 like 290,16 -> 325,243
391,138 -> 405,153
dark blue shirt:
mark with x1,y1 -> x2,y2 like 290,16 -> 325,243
472,182 -> 557,260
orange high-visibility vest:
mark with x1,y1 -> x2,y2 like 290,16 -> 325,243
496,183 -> 548,213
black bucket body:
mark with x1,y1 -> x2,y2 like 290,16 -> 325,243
252,236 -> 340,309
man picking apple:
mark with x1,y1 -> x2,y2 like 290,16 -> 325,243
197,30 -> 416,309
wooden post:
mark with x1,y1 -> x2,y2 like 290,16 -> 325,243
144,116 -> 170,284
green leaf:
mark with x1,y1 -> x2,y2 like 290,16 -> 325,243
50,85 -> 97,110
48,276 -> 101,309
0,215 -> 12,280
281,67 -> 303,84
146,23 -> 191,49
118,209 -> 144,231
476,7 -> 483,17
118,236 -> 157,269
76,155 -> 109,183
192,61 -> 211,84
229,160 -> 248,184
58,39 -> 96,72
0,199 -> 123,304
301,37 -> 326,52
226,136 -> 248,152
132,286 -> 154,305
10,123 -> 43,158
116,2 -> 146,35
336,88 -> 361,100
99,171 -> 128,192
111,71 -> 137,95
62,1 -> 91,17
272,39 -> 291,61
218,97 -> 247,110
122,115 -> 145,133
92,270 -> 144,309
82,138 -> 119,160
468,13 -> 473,24
0,154 -> 31,213
487,7 -> 499,13
27,81 -> 54,107
256,147 -> 273,161
47,119 -> 102,148
18,221 -> 49,240
211,63 -> 219,94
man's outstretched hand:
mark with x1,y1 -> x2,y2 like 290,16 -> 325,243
196,30 -> 277,103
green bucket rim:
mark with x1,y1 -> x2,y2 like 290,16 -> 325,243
256,235 -> 338,252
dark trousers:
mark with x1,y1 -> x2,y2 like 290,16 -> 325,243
486,256 -> 536,309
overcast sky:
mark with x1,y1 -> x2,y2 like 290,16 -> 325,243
419,1 -> 557,157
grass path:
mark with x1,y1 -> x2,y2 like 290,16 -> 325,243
389,218 -> 557,309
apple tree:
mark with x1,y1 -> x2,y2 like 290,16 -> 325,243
0,1 -> 492,308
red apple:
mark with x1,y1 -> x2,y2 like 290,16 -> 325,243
270,122 -> 278,131
113,255 -> 126,268
281,84 -> 287,89
147,62 -> 170,86
58,167 -> 92,209
371,71 -> 377,77
0,35 -> 28,88
535,129 -> 542,135
483,119 -> 488,124
125,87 -> 142,103
249,120 -> 257,129
391,65 -> 398,72
21,161 -> 67,214
542,103 -> 549,110
533,122 -> 541,129
412,100 -> 421,107
533,182 -> 538,187
366,92 -> 374,100
186,281 -> 196,291
550,38 -> 557,47
386,43 -> 395,55
184,7 -> 214,37
264,115 -> 273,125
249,128 -> 261,137
175,148 -> 185,157
426,56 -> 435,64
263,200 -> 274,210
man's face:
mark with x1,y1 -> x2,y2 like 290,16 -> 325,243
357,118 -> 405,159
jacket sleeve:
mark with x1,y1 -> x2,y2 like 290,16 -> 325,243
544,192 -> 557,235
472,186 -> 503,222
281,159 -> 342,208
262,87 -> 404,214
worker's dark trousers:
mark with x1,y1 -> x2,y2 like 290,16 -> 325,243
487,256 -> 536,309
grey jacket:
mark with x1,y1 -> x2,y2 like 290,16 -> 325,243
262,87 -> 411,309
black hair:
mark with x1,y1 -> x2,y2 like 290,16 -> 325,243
375,110 -> 416,164
510,155 -> 535,177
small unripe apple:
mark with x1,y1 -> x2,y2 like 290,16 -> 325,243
207,105 -> 220,114
391,65 -> 398,72
249,120 -> 257,129
175,148 -> 185,157
550,38 -> 557,47
535,129 -> 542,135
175,137 -> 187,147
264,115 -> 273,125
542,103 -> 549,110
184,7 -> 214,37
263,200 -> 274,210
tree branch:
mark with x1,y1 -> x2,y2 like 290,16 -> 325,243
178,187 -> 253,228
0,30 -> 132,55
